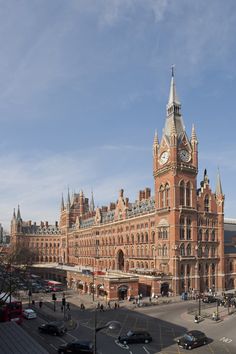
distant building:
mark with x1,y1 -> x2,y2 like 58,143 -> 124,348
11,71 -> 230,299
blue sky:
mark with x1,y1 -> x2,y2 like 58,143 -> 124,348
0,0 -> 236,230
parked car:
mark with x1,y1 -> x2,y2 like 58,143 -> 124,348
118,330 -> 152,345
38,321 -> 67,336
202,295 -> 217,303
177,330 -> 208,350
58,340 -> 94,354
23,308 -> 37,319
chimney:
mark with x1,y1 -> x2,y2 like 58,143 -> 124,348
40,221 -> 44,227
55,221 -> 58,227
45,221 -> 48,228
145,188 -> 151,199
125,197 -> 129,207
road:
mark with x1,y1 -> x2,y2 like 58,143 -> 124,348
21,293 -> 236,353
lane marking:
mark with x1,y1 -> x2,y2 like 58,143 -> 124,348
143,346 -> 150,354
49,343 -> 58,351
66,333 -> 78,340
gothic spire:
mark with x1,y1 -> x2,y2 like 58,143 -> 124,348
191,124 -> 198,143
67,187 -> 71,208
61,193 -> 65,211
216,168 -> 223,196
164,67 -> 185,139
13,208 -> 16,219
167,65 -> 180,109
90,190 -> 95,212
153,130 -> 159,146
16,205 -> 21,220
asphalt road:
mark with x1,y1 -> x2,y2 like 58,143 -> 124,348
21,295 -> 236,354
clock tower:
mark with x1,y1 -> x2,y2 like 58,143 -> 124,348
153,69 -> 199,293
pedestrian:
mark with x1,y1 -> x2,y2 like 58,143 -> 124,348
66,302 -> 70,311
32,299 -> 35,306
108,301 -> 111,309
114,302 -> 117,309
149,297 -> 152,303
39,300 -> 42,308
61,305 -> 63,312
100,304 -> 104,312
97,302 -> 100,309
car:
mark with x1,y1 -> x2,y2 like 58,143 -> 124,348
38,321 -> 67,336
177,330 -> 208,350
58,340 -> 94,354
23,308 -> 37,319
202,295 -> 217,303
118,330 -> 152,345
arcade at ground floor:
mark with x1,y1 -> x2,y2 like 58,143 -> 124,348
28,263 -> 226,300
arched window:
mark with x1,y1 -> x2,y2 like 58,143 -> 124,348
165,183 -> 170,207
152,231 -> 155,243
158,245 -> 162,256
160,185 -> 165,208
180,181 -> 185,206
163,244 -> 168,256
186,264 -> 190,276
137,234 -> 140,243
131,234 -> 134,244
141,234 -> 144,243
198,229 -> 202,241
198,245 -> 202,257
204,195 -> 209,212
186,182 -> 191,206
230,262 -> 233,272
180,264 -> 184,276
180,243 -> 185,256
211,229 -> 215,242
186,243 -> 191,256
205,229 -> 209,242
205,245 -> 209,257
211,246 -> 216,257
145,233 -> 148,243
180,217 -> 185,240
187,218 -> 191,240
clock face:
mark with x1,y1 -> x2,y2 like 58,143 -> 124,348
179,149 -> 191,162
159,151 -> 169,165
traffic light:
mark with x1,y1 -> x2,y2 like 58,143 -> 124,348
62,297 -> 66,306
52,293 -> 57,301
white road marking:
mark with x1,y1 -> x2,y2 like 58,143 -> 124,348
220,337 -> 232,344
143,346 -> 150,354
67,333 -> 78,340
49,343 -> 58,351
57,337 -> 67,343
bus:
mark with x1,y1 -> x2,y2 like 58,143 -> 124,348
0,293 -> 23,324
44,280 -> 64,292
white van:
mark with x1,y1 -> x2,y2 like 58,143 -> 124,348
23,308 -> 37,319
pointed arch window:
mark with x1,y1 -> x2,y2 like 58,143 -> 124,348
211,229 -> 215,242
198,245 -> 202,257
180,181 -> 185,206
186,217 -> 191,240
165,183 -> 170,207
186,264 -> 191,275
180,243 -> 185,256
205,229 -> 209,242
163,244 -> 168,256
186,182 -> 191,206
180,217 -> 185,240
160,185 -> 165,208
158,244 -> 162,256
198,229 -> 202,241
204,195 -> 209,212
205,245 -> 209,257
211,246 -> 216,257
186,243 -> 191,256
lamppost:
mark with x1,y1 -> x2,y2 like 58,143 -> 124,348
93,308 -> 120,354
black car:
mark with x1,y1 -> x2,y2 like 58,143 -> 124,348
58,340 -> 93,354
118,330 -> 152,345
202,295 -> 217,303
39,321 -> 67,336
177,330 -> 208,350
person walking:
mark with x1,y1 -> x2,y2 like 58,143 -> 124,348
66,302 -> 70,311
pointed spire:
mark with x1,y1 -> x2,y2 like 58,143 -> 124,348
67,187 -> 71,208
61,193 -> 65,211
90,190 -> 95,212
153,129 -> 159,145
13,208 -> 16,220
167,65 -> 180,108
16,205 -> 21,220
216,168 -> 223,196
191,124 -> 198,142
203,169 -> 209,185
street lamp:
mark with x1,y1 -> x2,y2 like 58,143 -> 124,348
94,308 -> 120,354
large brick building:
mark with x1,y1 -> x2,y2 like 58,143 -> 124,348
11,72 -> 229,300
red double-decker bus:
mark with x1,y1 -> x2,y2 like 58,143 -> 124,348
0,293 -> 23,324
